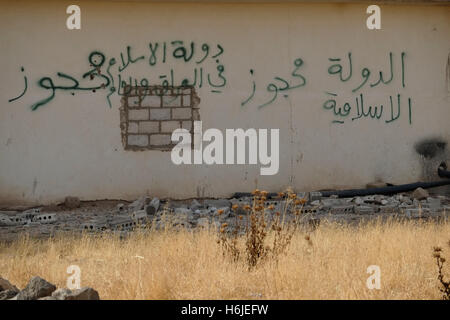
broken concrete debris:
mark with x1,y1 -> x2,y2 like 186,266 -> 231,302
145,197 -> 160,215
0,187 -> 448,241
128,195 -> 151,211
0,208 -> 56,227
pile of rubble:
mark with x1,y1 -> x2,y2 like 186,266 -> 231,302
0,187 -> 449,240
0,276 -> 99,300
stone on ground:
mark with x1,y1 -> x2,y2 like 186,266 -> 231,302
0,277 -> 20,300
411,187 -> 429,200
38,296 -> 58,300
0,277 -> 18,292
51,287 -> 100,300
16,276 -> 56,300
65,287 -> 100,300
51,288 -> 73,300
0,289 -> 19,300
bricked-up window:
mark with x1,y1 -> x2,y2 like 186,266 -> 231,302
120,86 -> 200,151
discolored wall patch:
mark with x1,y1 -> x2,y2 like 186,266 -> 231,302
119,86 -> 200,151
415,138 -> 450,181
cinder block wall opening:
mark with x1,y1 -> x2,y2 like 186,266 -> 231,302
120,86 -> 200,151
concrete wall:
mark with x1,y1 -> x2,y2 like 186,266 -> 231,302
0,0 -> 449,204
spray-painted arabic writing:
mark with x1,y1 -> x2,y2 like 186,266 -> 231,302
8,44 -> 412,125
322,52 -> 411,124
9,41 -> 225,111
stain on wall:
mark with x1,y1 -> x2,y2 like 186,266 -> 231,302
415,138 -> 450,181
415,139 -> 447,159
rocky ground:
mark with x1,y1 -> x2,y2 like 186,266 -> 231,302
0,187 -> 449,242
0,276 -> 99,300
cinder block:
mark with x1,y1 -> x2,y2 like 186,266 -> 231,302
322,198 -> 344,207
81,223 -> 97,231
128,96 -> 140,107
128,122 -> 138,133
183,95 -> 191,107
161,121 -> 181,132
172,108 -> 192,120
141,95 -> 161,107
111,218 -> 136,231
81,219 -> 108,232
330,205 -> 354,214
139,121 -> 159,133
9,216 -> 26,225
32,213 -> 57,224
378,205 -> 396,213
128,135 -> 149,147
18,210 -> 37,221
131,210 -> 148,221
182,121 -> 193,131
363,195 -> 376,202
309,192 -> 322,202
23,208 -> 41,214
150,108 -> 170,120
355,206 -> 375,214
162,95 -> 182,107
182,88 -> 192,95
128,109 -> 149,121
150,134 -> 172,146
0,214 -> 13,226
301,207 -> 320,214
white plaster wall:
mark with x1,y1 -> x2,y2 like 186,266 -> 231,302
0,0 -> 449,204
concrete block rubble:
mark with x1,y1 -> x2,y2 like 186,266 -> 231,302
0,187 -> 449,241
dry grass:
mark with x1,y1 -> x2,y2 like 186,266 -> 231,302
0,219 -> 449,300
